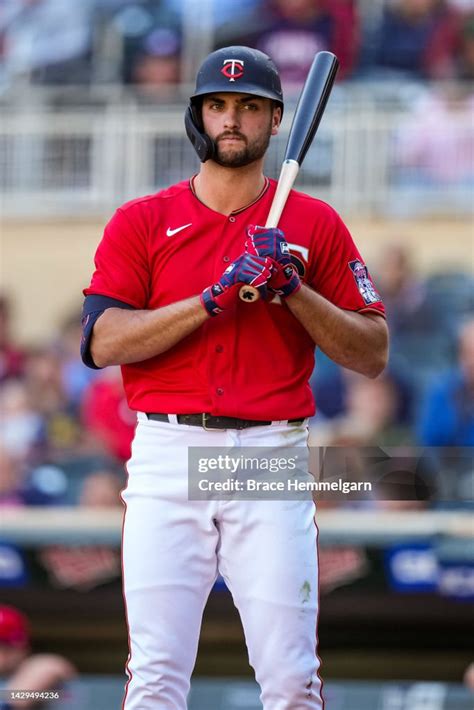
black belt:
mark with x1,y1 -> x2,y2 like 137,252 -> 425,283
145,413 -> 305,431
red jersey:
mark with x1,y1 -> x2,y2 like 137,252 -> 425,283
84,178 -> 384,419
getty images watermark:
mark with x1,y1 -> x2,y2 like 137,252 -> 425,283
192,450 -> 371,497
188,446 -> 472,501
189,446 -> 371,501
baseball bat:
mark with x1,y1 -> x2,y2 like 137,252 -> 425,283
239,50 -> 339,303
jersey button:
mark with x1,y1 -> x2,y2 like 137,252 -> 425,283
229,216 -> 236,223
216,387 -> 224,396
223,256 -> 230,263
215,345 -> 224,353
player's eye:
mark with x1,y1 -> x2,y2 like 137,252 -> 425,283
241,103 -> 258,111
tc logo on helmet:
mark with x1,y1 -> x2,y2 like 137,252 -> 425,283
221,59 -> 244,82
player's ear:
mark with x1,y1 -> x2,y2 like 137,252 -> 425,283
271,103 -> 281,135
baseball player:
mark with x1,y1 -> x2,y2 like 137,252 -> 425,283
81,46 -> 388,710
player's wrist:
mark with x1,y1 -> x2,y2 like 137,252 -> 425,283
201,283 -> 231,317
281,275 -> 302,298
201,277 -> 245,316
268,262 -> 301,298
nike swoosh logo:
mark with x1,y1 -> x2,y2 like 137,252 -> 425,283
166,223 -> 192,237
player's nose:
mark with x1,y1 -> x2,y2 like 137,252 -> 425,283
222,106 -> 240,129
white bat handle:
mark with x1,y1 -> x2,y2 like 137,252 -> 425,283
265,159 -> 300,228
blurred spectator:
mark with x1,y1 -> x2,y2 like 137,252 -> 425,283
81,366 -> 136,461
418,318 -> 474,446
0,0 -> 96,88
395,86 -> 474,187
0,605 -> 76,708
39,469 -> 123,590
0,349 -> 73,508
456,11 -> 474,80
310,369 -> 414,447
0,443 -> 27,507
365,0 -> 462,80
0,295 -> 25,383
317,546 -> 369,593
217,0 -> 359,90
79,468 -> 124,507
0,442 -> 68,508
0,380 -> 44,461
313,359 -> 415,424
53,312 -> 99,416
131,27 -> 181,95
109,0 -> 181,85
23,347 -> 82,454
310,355 -> 346,420
373,250 -> 472,401
374,242 -> 435,335
23,347 -> 66,416
464,661 -> 474,691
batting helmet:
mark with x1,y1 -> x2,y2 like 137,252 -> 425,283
0,606 -> 29,648
185,46 -> 283,162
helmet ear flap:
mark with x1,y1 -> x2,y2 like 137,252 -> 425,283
190,100 -> 203,130
184,103 -> 215,163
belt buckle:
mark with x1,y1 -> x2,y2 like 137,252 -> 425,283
202,413 -> 223,431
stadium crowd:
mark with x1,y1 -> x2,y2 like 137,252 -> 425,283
0,292 -> 129,509
0,0 -> 473,92
0,605 -> 76,710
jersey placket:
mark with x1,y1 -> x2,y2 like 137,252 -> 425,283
206,214 -> 243,415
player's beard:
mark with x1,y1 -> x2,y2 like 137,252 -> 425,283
213,119 -> 272,168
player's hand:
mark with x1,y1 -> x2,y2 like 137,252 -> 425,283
201,253 -> 273,316
245,224 -> 301,298
245,224 -> 289,264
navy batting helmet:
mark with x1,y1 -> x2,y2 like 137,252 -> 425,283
185,46 -> 283,162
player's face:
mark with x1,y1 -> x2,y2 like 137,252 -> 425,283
201,93 -> 281,168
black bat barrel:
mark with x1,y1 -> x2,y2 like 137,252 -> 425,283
284,51 -> 339,166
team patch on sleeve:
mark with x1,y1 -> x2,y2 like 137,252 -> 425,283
348,260 -> 381,305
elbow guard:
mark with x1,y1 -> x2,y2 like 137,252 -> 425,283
81,294 -> 134,369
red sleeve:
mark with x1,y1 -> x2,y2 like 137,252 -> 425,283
83,207 -> 149,308
309,205 -> 385,317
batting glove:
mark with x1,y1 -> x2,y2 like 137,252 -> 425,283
245,224 -> 289,263
245,224 -> 301,298
267,260 -> 302,298
201,253 -> 273,317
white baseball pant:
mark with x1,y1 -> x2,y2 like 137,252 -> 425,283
121,413 -> 323,710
